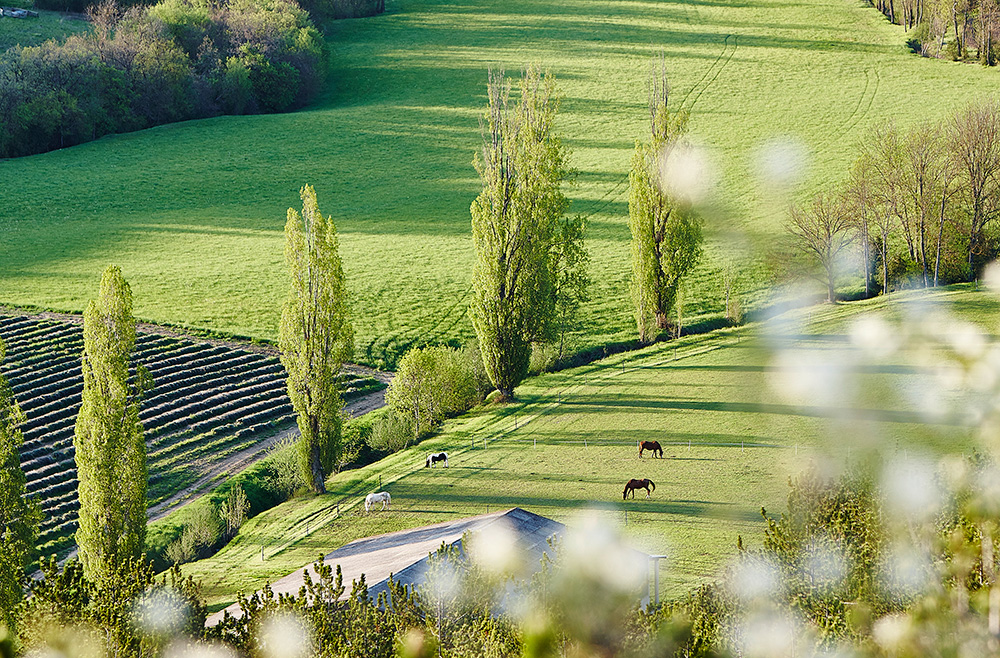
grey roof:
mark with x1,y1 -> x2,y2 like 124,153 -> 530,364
207,507 -> 569,625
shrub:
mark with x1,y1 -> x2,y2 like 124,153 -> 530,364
386,345 -> 483,442
367,409 -> 414,454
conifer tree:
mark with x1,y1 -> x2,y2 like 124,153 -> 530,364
470,65 -> 570,399
628,61 -> 703,343
280,185 -> 353,494
74,266 -> 151,585
0,337 -> 40,631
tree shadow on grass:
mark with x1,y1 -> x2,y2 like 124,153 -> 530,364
558,395 -> 966,425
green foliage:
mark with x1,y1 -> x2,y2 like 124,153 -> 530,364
760,465 -> 896,641
0,337 -> 40,633
470,65 -> 571,399
210,557 -> 420,658
628,62 -> 702,343
280,185 -> 354,493
386,345 -> 482,442
0,0 -> 326,158
74,266 -> 151,587
17,556 -> 206,658
219,483 -> 250,539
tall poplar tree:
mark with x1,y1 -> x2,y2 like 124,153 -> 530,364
0,337 -> 40,631
628,61 -> 703,343
470,64 -> 570,400
280,185 -> 353,494
74,265 -> 151,586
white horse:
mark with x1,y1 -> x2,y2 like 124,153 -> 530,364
365,491 -> 391,512
426,451 -> 449,468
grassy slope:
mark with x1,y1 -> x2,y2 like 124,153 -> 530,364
0,10 -> 88,50
2,0 -> 997,365
183,285 -> 994,612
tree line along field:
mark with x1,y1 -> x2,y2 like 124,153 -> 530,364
0,312 -> 382,558
2,0 -> 999,367
181,285 -> 989,613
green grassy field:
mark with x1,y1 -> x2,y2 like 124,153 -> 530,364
0,10 -> 88,50
180,285 -> 992,612
2,0 -> 997,366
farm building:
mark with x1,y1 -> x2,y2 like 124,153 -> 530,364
207,507 -> 653,624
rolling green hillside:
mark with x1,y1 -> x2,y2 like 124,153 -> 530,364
181,286 -> 990,612
1,0 -> 997,366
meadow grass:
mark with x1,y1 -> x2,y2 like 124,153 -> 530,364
2,0 -> 999,366
0,10 -> 88,50
181,285 -> 990,612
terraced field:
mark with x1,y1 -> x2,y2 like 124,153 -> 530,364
0,312 -> 384,557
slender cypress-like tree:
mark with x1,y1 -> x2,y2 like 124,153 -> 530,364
74,265 -> 151,585
0,337 -> 40,631
628,60 -> 703,343
470,64 -> 570,399
280,185 -> 353,494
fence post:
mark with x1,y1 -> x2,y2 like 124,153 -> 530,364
534,437 -> 536,448
741,440 -> 744,453
261,545 -> 265,562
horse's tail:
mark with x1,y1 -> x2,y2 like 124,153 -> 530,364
649,480 -> 655,492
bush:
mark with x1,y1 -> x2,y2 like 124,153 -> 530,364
385,345 -> 484,442
367,409 -> 414,454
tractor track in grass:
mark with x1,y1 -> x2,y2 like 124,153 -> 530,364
679,33 -> 738,113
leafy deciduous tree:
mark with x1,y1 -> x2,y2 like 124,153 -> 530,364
628,61 -> 703,343
470,65 -> 570,400
280,185 -> 353,494
74,265 -> 151,587
0,337 -> 40,632
787,192 -> 856,303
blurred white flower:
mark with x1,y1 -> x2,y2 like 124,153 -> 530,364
803,538 -> 847,589
164,642 -> 237,658
560,511 -> 648,594
738,612 -> 797,658
657,142 -> 714,204
982,260 -> 1000,292
872,614 -> 910,651
850,316 -> 898,360
133,588 -> 189,636
729,555 -> 779,601
882,545 -> 933,597
467,518 -> 522,576
754,136 -> 808,188
256,614 -> 313,658
881,456 -> 942,522
770,349 -> 853,408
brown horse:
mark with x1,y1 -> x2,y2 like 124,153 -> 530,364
639,440 -> 663,458
623,478 -> 655,500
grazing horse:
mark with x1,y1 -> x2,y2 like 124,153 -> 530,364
623,478 -> 655,500
639,440 -> 663,458
365,491 -> 391,512
426,452 -> 449,468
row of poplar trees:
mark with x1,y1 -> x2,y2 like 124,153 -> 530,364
0,185 -> 356,629
470,60 -> 703,400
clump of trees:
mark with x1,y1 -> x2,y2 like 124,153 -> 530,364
280,185 -> 353,494
868,0 -> 1000,64
0,0 -> 326,158
470,65 -> 588,400
384,344 -> 491,444
786,97 -> 1000,300
628,60 -> 703,343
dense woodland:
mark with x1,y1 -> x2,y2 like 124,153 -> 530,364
0,0 -> 328,158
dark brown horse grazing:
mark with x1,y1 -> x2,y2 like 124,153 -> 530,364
639,440 -> 663,458
623,478 -> 655,500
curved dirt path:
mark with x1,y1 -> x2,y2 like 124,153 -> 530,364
0,306 -> 392,523
146,387 -> 387,522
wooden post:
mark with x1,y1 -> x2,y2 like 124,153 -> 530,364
261,545 -> 264,561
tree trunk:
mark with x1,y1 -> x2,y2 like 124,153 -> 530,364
310,443 -> 326,494
883,230 -> 890,296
